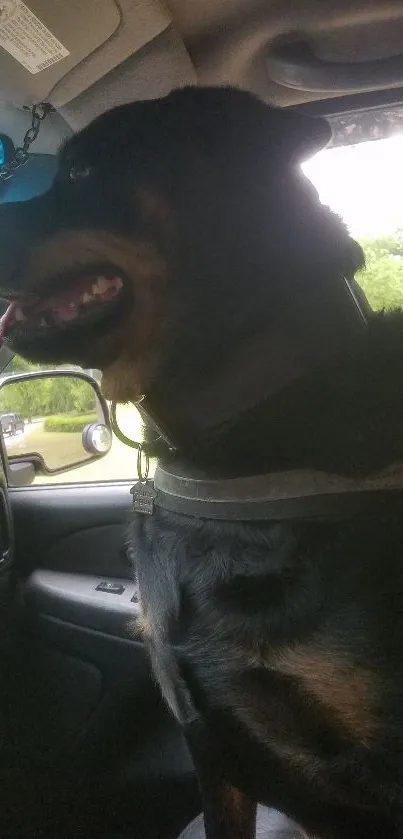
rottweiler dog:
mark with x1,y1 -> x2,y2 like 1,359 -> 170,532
1,87 -> 403,839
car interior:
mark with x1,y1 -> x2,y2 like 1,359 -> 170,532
1,1 -> 403,837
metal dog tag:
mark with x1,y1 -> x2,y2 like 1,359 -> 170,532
130,480 -> 157,515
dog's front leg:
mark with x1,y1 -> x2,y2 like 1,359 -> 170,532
201,778 -> 256,839
185,719 -> 257,839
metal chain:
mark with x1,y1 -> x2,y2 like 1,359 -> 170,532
0,103 -> 51,183
110,401 -> 143,451
137,444 -> 150,482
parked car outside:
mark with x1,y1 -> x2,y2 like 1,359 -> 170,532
0,412 -> 24,437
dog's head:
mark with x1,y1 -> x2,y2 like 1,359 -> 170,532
0,87 -> 364,432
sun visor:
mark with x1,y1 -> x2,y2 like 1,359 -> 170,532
59,26 -> 197,130
0,0 -> 173,107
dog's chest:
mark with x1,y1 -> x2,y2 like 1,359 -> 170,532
132,510 -> 390,825
141,606 -> 382,825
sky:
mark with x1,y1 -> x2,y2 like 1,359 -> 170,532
302,134 -> 403,239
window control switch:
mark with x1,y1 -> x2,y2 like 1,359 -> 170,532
96,581 -> 125,595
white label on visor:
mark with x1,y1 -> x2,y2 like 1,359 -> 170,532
0,0 -> 69,74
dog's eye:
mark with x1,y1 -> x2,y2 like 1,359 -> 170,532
69,164 -> 91,183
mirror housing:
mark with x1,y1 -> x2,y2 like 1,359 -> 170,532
8,460 -> 36,488
0,370 -> 111,485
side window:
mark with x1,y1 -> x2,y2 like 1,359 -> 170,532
303,136 -> 403,312
0,355 -> 148,486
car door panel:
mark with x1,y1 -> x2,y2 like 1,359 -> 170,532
1,480 -> 200,839
10,483 -> 133,577
25,569 -> 139,636
41,524 -> 133,577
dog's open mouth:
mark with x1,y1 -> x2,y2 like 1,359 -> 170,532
0,269 -> 125,344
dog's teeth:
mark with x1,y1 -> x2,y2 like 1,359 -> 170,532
96,276 -> 108,293
112,277 -> 123,291
14,307 -> 25,322
92,283 -> 101,295
82,292 -> 91,304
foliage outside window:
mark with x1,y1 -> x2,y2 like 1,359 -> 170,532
357,232 -> 403,310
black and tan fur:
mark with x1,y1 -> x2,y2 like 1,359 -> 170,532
0,87 -> 403,838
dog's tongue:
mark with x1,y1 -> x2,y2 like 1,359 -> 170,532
0,302 -> 17,347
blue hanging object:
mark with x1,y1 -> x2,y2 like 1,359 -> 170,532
0,134 -> 15,196
0,129 -> 57,203
0,152 -> 57,204
0,134 -> 15,167
0,134 -> 14,198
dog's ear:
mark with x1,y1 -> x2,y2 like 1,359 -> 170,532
164,86 -> 331,165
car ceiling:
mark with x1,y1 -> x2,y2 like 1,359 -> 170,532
1,0 -> 403,154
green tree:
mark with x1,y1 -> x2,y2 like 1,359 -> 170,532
0,376 -> 95,420
0,378 -> 46,418
4,354 -> 41,374
358,233 -> 403,310
45,377 -> 95,415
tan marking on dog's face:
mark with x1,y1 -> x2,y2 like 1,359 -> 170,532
4,187 -> 175,399
24,224 -> 169,400
273,644 -> 377,746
